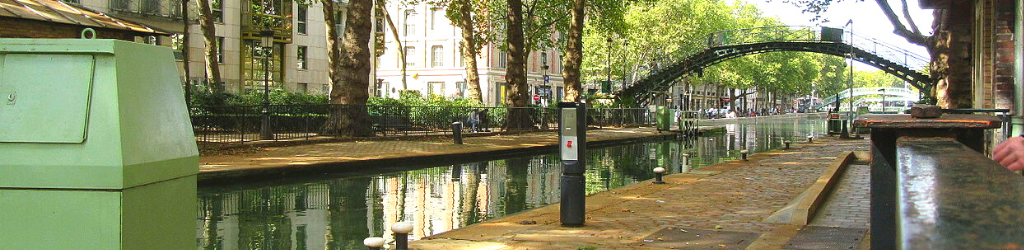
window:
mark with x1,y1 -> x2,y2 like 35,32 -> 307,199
375,81 -> 389,97
297,83 -> 308,93
212,0 -> 223,23
497,50 -> 507,68
456,81 -> 467,98
322,84 -> 330,94
297,46 -> 307,69
216,37 -> 224,63
428,82 -> 445,96
297,6 -> 308,35
431,8 -> 443,30
541,52 -> 548,70
404,10 -> 416,36
457,46 -> 465,67
431,46 -> 443,68
405,47 -> 416,67
334,11 -> 346,37
61,0 -> 80,4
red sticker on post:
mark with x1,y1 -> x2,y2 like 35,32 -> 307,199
567,141 -> 573,148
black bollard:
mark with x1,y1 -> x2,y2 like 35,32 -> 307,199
840,120 -> 850,139
784,141 -> 791,149
363,237 -> 385,250
653,167 -> 666,184
391,222 -> 412,250
559,102 -> 587,227
452,122 -> 463,144
741,150 -> 749,161
807,135 -> 814,143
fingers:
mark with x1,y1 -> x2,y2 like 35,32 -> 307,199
999,152 -> 1019,168
1009,162 -> 1024,172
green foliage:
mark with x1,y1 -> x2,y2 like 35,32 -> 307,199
189,87 -> 328,107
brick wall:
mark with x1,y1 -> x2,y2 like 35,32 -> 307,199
992,0 -> 1017,110
0,18 -> 136,41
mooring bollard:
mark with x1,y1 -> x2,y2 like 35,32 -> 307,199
807,135 -> 814,143
363,237 -> 385,250
741,150 -> 749,161
391,222 -> 413,250
653,167 -> 667,184
784,141 -> 792,149
451,122 -> 464,144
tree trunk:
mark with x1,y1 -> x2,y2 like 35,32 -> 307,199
182,0 -> 191,105
322,0 -> 375,136
562,0 -> 585,102
195,0 -> 223,93
931,6 -> 973,108
454,0 -> 483,103
505,0 -> 534,130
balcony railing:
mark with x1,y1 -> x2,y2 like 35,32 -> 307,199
109,0 -> 183,19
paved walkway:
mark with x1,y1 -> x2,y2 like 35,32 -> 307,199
409,136 -> 870,250
810,164 -> 871,229
199,128 -> 679,180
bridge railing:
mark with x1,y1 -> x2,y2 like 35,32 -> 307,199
848,32 -> 930,69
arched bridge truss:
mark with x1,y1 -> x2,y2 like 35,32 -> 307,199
617,26 -> 932,106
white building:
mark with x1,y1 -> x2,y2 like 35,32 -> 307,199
62,0 -> 564,104
374,2 -> 566,106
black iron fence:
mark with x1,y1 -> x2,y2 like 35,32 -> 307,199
190,105 -> 654,143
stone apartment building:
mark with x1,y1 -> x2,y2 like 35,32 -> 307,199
374,2 -> 566,106
63,0 -> 356,95
54,0 -> 566,104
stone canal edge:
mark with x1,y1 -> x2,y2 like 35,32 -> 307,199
409,136 -> 870,250
197,127 -> 725,184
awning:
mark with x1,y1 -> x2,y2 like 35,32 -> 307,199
0,0 -> 168,36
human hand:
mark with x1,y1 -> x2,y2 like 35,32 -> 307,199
993,137 -> 1024,171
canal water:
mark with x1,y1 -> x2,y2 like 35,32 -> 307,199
196,115 -> 825,249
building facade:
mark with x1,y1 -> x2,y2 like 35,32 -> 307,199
67,0 -> 349,95
374,2 -> 566,106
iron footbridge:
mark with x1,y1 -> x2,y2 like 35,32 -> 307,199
617,26 -> 931,106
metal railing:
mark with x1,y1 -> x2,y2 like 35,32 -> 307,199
190,105 -> 655,143
894,138 -> 1024,249
859,113 -> 1023,249
109,0 -> 183,19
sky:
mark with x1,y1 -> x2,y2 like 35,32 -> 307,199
743,0 -> 934,71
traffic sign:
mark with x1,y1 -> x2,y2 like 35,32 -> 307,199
544,75 -> 550,83
533,94 -> 540,101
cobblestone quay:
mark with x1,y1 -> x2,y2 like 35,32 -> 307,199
411,136 -> 869,250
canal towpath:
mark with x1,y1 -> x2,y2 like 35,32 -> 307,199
408,135 -> 870,250
198,127 -> 704,182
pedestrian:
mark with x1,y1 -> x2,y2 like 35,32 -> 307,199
994,137 -> 1024,171
467,109 -> 480,132
479,109 -> 491,132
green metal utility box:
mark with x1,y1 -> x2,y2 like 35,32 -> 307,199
0,39 -> 198,249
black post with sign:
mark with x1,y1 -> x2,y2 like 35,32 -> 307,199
559,102 -> 587,227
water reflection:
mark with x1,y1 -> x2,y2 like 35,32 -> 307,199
196,116 -> 824,249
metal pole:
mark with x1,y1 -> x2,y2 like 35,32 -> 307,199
849,22 -> 855,119
1014,0 -> 1024,136
260,38 -> 273,140
606,38 -> 612,92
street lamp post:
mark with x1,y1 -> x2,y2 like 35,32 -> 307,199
606,37 -> 613,92
259,30 -> 275,140
879,88 -> 887,113
846,20 -> 854,117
